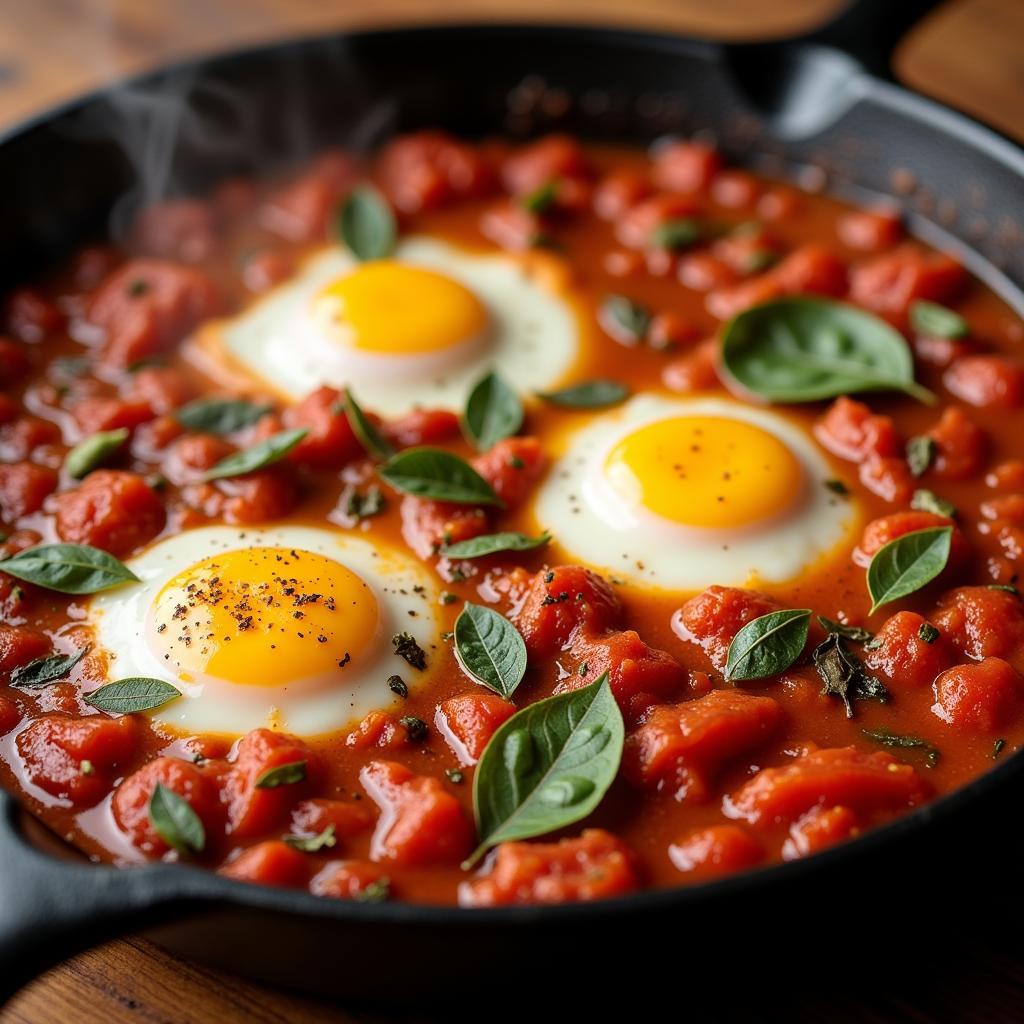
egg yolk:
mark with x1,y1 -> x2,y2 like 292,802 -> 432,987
147,547 -> 379,688
604,416 -> 804,529
313,261 -> 488,355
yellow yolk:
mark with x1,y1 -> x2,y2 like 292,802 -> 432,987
604,415 -> 804,529
147,547 -> 379,688
312,261 -> 488,355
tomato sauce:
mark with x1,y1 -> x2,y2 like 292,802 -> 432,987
1,133 -> 1023,907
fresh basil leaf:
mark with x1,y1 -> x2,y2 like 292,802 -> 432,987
650,218 -> 701,251
149,782 -> 205,854
867,526 -> 953,614
84,677 -> 181,714
467,673 -> 624,866
521,181 -> 558,215
911,488 -> 957,518
202,428 -> 307,481
537,380 -> 630,409
909,300 -> 969,340
600,295 -> 651,345
724,609 -> 810,682
337,185 -> 396,261
442,530 -> 550,560
255,760 -> 307,789
175,398 -> 272,435
906,435 -> 937,478
284,825 -> 337,853
824,479 -> 850,497
343,388 -> 395,461
463,372 -> 523,452
721,297 -> 934,404
817,616 -> 873,644
65,428 -> 129,480
379,448 -> 501,505
813,633 -> 889,718
454,602 -> 527,699
11,646 -> 88,689
862,727 -> 940,768
0,543 -> 139,594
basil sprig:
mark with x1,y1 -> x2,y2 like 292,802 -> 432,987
454,602 -> 527,699
0,543 -> 139,594
84,677 -> 181,714
537,380 -> 630,409
724,609 -> 811,682
176,398 -> 273,435
65,428 -> 129,479
466,673 -> 624,867
463,372 -> 523,452
721,297 -> 934,404
909,300 -> 969,340
379,448 -> 501,505
203,428 -> 307,481
343,388 -> 395,461
866,526 -> 952,614
442,530 -> 550,560
11,647 -> 88,688
149,783 -> 205,854
337,185 -> 396,262
255,760 -> 307,789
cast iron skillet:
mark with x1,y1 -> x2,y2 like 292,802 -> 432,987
2,0 -> 1024,1006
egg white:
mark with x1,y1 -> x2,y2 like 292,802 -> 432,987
533,394 -> 859,591
88,525 -> 442,737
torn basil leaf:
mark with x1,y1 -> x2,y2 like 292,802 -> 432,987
343,388 -> 395,461
379,448 -> 501,506
813,633 -> 889,718
11,647 -> 89,689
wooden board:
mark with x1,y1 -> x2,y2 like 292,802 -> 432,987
1,0 -> 1023,1019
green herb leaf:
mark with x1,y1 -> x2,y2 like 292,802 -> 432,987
600,295 -> 651,345
11,647 -> 89,689
255,760 -> 307,789
343,388 -> 395,461
379,448 -> 501,505
337,185 -> 396,262
392,632 -> 427,670
467,673 -> 624,866
387,674 -> 408,698
0,543 -> 139,594
463,372 -> 523,452
911,489 -> 957,518
537,380 -> 630,409
817,616 -> 873,643
867,526 -> 953,614
862,727 -> 941,768
65,429 -> 129,479
84,677 -> 182,714
650,218 -> 701,251
909,300 -> 969,340
202,428 -> 307,481
906,435 -> 937,478
346,485 -> 385,520
813,633 -> 889,718
175,398 -> 272,435
918,622 -> 940,644
442,530 -> 550,560
724,609 -> 810,682
720,297 -> 934,404
454,602 -> 528,699
355,878 -> 391,903
149,782 -> 205,854
284,825 -> 337,853
993,738 -> 1006,759
824,479 -> 850,497
400,715 -> 429,742
521,180 -> 558,215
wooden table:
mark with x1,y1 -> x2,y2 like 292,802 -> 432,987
2,1 -> 1023,1020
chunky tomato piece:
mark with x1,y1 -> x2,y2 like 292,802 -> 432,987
662,339 -> 720,393
0,695 -> 19,734
814,396 -> 898,462
850,245 -> 966,318
290,798 -> 374,840
473,437 -> 546,506
4,287 -> 66,342
706,274 -> 784,320
202,470 -> 298,525
837,209 -> 903,252
772,244 -> 848,297
647,312 -> 699,350
502,135 -> 589,196
379,131 -> 494,213
311,859 -> 390,900
282,386 -> 362,470
222,729 -> 322,841
260,151 -> 358,241
932,658 -> 1024,733
673,585 -> 781,670
652,141 -> 722,194
400,495 -> 488,560
668,825 -> 764,877
17,714 -> 138,807
593,170 -> 651,221
854,511 -> 967,570
113,756 -> 224,857
933,587 -> 1024,665
71,396 -> 155,435
123,366 -> 193,415
858,455 -> 915,505
361,760 -> 473,867
616,194 -> 700,250
0,462 -> 58,521
132,199 -> 219,263
925,406 -> 987,479
516,565 -> 621,657
242,248 -> 296,292
220,841 -> 311,888
0,337 -> 31,387
87,259 -> 222,367
944,355 -> 1024,410
480,201 -> 541,251
711,170 -> 760,209
678,252 -> 739,292
623,691 -> 783,799
55,470 -> 165,556
436,693 -> 515,763
345,711 -> 412,752
727,746 -> 929,826
864,611 -> 955,693
0,415 -> 61,460
459,829 -> 639,907
782,805 -> 860,860
384,408 -> 460,449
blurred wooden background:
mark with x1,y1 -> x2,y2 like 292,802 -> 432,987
1,0 -> 1023,1021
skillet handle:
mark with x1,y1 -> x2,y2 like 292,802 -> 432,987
0,790 -> 217,1006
